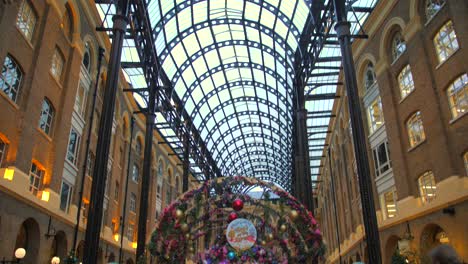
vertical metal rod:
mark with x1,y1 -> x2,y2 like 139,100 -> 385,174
328,147 -> 342,264
182,133 -> 189,192
70,46 -> 105,262
119,117 -> 135,264
332,0 -> 382,262
136,84 -> 157,260
83,1 -> 130,263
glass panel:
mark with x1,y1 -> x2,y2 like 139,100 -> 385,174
447,74 -> 468,119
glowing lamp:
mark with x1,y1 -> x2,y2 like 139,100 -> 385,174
113,233 -> 120,242
41,190 -> 50,202
132,242 -> 137,249
4,168 -> 14,181
51,256 -> 60,264
14,248 -> 26,259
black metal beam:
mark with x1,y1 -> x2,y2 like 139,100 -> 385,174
305,93 -> 339,101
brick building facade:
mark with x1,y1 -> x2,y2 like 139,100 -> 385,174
315,0 -> 468,263
0,1 -> 194,263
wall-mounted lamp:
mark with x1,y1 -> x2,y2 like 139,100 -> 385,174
3,168 -> 14,181
41,190 -> 50,202
1,248 -> 26,263
113,233 -> 119,242
50,256 -> 60,264
131,242 -> 137,249
44,216 -> 56,239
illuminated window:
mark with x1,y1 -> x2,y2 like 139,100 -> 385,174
426,0 -> 446,21
66,127 -> 81,165
407,111 -> 426,147
367,96 -> 384,133
29,162 -> 44,196
132,163 -> 139,182
59,180 -> 73,212
38,98 -> 55,135
75,85 -> 88,117
380,187 -> 397,219
391,32 -> 406,62
129,193 -> 136,212
0,55 -> 23,103
364,62 -> 377,90
16,1 -> 37,42
372,141 -> 392,177
127,223 -> 134,241
435,230 -> 450,244
434,21 -> 459,63
50,48 -> 64,82
398,65 -> 415,99
418,171 -> 436,203
86,151 -> 95,177
0,138 -> 7,167
446,74 -> 468,119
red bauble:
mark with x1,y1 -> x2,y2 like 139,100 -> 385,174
228,212 -> 238,222
232,199 -> 244,211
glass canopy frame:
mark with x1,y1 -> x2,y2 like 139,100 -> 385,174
95,0 -> 378,192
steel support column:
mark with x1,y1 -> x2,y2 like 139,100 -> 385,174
136,85 -> 157,260
119,117 -> 135,264
182,133 -> 189,192
294,106 -> 314,211
328,147 -> 342,264
332,0 -> 382,262
83,1 -> 129,263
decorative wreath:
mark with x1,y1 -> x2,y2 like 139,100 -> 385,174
149,176 -> 325,263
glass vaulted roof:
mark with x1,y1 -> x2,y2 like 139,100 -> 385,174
96,0 -> 378,192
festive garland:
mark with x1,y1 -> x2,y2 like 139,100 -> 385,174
149,176 -> 325,263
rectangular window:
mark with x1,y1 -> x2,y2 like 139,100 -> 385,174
50,48 -> 64,82
16,0 -> 37,42
367,96 -> 384,133
0,139 -> 7,167
372,142 -> 392,177
132,163 -> 139,182
0,55 -> 23,103
29,162 -> 44,195
419,171 -> 437,203
38,98 -> 54,135
380,187 -> 397,220
67,127 -> 81,165
130,193 -> 136,212
75,84 -> 88,117
86,151 -> 95,177
114,181 -> 119,201
127,223 -> 134,242
59,180 -> 73,213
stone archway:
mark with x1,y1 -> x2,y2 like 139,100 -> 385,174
385,235 -> 401,264
14,218 -> 40,264
50,230 -> 68,261
420,224 -> 450,263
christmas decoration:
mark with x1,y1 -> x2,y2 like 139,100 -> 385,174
289,210 -> 299,220
175,209 -> 185,220
227,251 -> 236,260
232,199 -> 244,211
228,212 -> 238,222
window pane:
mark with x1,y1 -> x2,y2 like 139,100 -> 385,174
398,65 -> 415,99
447,74 -> 468,119
418,171 -> 436,203
38,98 -> 54,135
16,1 -> 37,41
60,181 -> 72,212
0,55 -> 23,103
29,162 -> 43,195
67,128 -> 81,165
391,32 -> 406,61
367,96 -> 384,133
51,48 -> 64,81
407,111 -> 426,147
434,21 -> 459,63
426,0 -> 446,21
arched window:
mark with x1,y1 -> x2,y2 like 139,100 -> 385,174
446,73 -> 468,119
364,62 -> 377,90
1,55 -> 23,103
418,171 -> 436,203
433,20 -> 459,64
16,1 -> 37,42
425,0 -> 446,21
135,139 -> 142,156
82,43 -> 91,73
132,163 -> 139,183
391,31 -> 406,62
157,160 -> 163,176
407,111 -> 426,147
50,48 -> 65,82
397,65 -> 415,99
38,98 -> 55,135
61,7 -> 73,41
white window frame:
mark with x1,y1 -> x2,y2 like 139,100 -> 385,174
132,163 -> 139,183
66,127 -> 81,166
59,180 -> 73,213
127,223 -> 134,242
74,84 -> 88,118
129,193 -> 137,213
434,20 -> 459,64
398,65 -> 415,99
16,0 -> 37,42
29,162 -> 44,196
426,0 -> 446,21
446,74 -> 468,119
418,171 -> 437,203
380,187 -> 397,220
391,32 -> 406,62
50,48 -> 64,82
372,141 -> 392,177
407,111 -> 426,147
38,98 -> 55,135
0,55 -> 23,103
367,96 -> 384,134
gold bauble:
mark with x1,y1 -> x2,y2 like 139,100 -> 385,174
189,246 -> 195,253
175,209 -> 185,220
185,233 -> 191,239
280,224 -> 287,232
289,210 -> 299,220
180,223 -> 190,233
261,240 -> 267,246
266,233 -> 274,241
